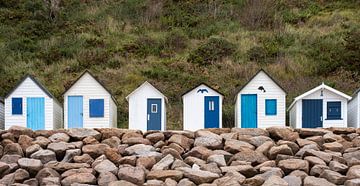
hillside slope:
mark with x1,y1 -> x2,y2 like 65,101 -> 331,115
0,0 -> 359,128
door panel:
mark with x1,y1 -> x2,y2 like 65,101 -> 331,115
204,96 -> 220,128
241,94 -> 257,128
27,97 -> 45,130
302,99 -> 323,128
147,99 -> 162,130
68,96 -> 83,128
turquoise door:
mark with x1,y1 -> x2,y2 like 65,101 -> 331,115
204,96 -> 220,128
147,99 -> 162,130
27,97 -> 45,130
68,96 -> 83,128
241,94 -> 257,128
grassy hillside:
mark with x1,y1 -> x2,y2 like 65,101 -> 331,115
0,0 -> 359,129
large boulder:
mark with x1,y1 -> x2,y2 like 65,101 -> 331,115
168,134 -> 193,151
303,176 -> 336,186
82,144 -> 110,158
60,173 -> 96,186
177,167 -> 220,184
278,159 -> 309,174
8,126 -> 33,138
67,128 -> 101,140
18,158 -> 43,174
152,154 -> 174,171
118,165 -> 146,185
229,147 -> 268,165
147,170 -> 183,181
267,127 -> 299,142
30,149 -> 56,164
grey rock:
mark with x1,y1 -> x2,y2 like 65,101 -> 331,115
30,149 -> 56,164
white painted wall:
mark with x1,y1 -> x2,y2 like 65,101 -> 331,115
183,84 -> 223,131
0,101 -> 4,129
236,71 -> 286,128
289,102 -> 297,128
5,77 -> 61,130
290,88 -> 349,128
348,93 -> 359,127
53,101 -> 63,129
127,82 -> 166,131
109,99 -> 118,128
64,73 -> 117,128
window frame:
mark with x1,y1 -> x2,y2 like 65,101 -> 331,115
327,101 -> 341,120
151,104 -> 158,113
89,99 -> 104,118
265,99 -> 277,116
12,97 -> 23,115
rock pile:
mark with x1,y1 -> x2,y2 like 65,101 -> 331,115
0,126 -> 360,185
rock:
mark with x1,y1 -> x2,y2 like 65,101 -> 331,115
255,141 -> 274,156
98,172 -> 118,186
168,134 -> 193,151
82,144 -> 110,159
0,173 -> 15,185
230,147 -> 268,165
96,128 -> 128,140
152,154 -> 174,170
23,178 -> 38,186
345,179 -> 360,186
194,136 -> 222,149
220,165 -> 257,178
224,139 -> 255,153
304,156 -> 326,166
184,146 -> 212,160
243,175 -> 265,186
8,126 -> 33,138
164,178 -> 177,186
32,136 -> 50,148
268,144 -> 293,159
344,150 -> 360,161
171,159 -> 191,169
297,138 -> 318,147
122,132 -> 143,140
329,161 -> 348,174
118,165 -> 145,185
137,156 -> 156,169
147,170 -> 183,181
347,165 -> 360,179
320,169 -> 346,185
49,133 -> 70,143
277,140 -> 300,154
94,160 -> 118,174
184,156 -> 206,166
61,173 -> 96,186
119,156 -> 137,166
35,168 -> 60,183
104,147 -> 122,164
41,177 -> 60,185
13,168 -> 29,182
262,175 -> 288,186
177,178 -> 196,186
278,159 -> 309,174
44,162 -> 90,172
102,136 -> 121,148
146,133 -> 165,143
297,128 -> 329,137
4,143 -> 23,156
303,149 -> 332,163
67,128 -> 101,140
1,154 -> 21,164
122,137 -> 151,145
283,175 -> 302,186
303,176 -> 336,186
323,142 -> 343,152
62,149 -> 81,162
18,158 -> 43,174
200,162 -> 222,175
310,164 -> 329,177
73,154 -> 94,164
207,154 -> 226,167
18,135 -> 33,152
289,170 -> 308,180
248,136 -> 273,147
61,168 -> 94,178
231,128 -> 269,136
177,167 -> 220,184
0,162 -> 10,175
25,144 -> 41,157
162,148 -> 182,160
108,180 -> 137,186
83,136 -> 99,144
267,127 -> 299,141
258,167 -> 284,180
48,142 -> 75,158
125,144 -> 158,156
30,149 -> 56,164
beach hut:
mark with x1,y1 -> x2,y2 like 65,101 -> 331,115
4,75 -> 63,130
126,81 -> 167,131
288,83 -> 351,128
348,88 -> 360,128
235,70 -> 286,128
63,70 -> 117,128
182,83 -> 223,131
0,97 -> 4,129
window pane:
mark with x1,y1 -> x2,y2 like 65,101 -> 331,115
89,99 -> 104,117
151,104 -> 157,113
265,99 -> 277,115
12,98 -> 22,115
327,101 -> 341,119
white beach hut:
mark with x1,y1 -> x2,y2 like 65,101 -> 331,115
182,83 -> 223,131
4,75 -> 63,130
126,81 -> 167,131
0,97 -> 4,129
63,70 -> 117,128
235,69 -> 286,128
288,83 -> 351,128
348,88 -> 360,128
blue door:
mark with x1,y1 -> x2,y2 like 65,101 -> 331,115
147,99 -> 162,130
241,94 -> 257,128
27,97 -> 45,130
302,99 -> 323,128
68,96 -> 83,128
204,96 -> 220,128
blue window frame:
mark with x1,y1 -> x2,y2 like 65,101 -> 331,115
327,101 -> 341,120
89,99 -> 104,118
12,98 -> 23,115
265,99 -> 277,115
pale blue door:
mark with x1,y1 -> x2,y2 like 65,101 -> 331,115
27,97 -> 45,130
147,99 -> 162,130
68,96 -> 83,128
241,94 -> 257,128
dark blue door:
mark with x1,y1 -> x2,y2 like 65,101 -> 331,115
302,99 -> 323,128
241,94 -> 257,128
27,97 -> 45,130
68,96 -> 83,128
204,96 -> 220,128
147,99 -> 162,130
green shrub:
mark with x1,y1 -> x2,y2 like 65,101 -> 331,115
122,36 -> 164,57
164,29 -> 188,52
343,29 -> 360,73
247,46 -> 268,63
188,37 -> 236,65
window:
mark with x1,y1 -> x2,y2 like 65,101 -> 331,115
89,99 -> 104,117
209,101 -> 215,111
327,101 -> 341,120
12,98 -> 22,115
265,99 -> 277,115
151,104 -> 158,113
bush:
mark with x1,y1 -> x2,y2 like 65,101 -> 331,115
164,29 -> 188,52
247,46 -> 268,63
188,37 -> 236,65
122,36 -> 164,57
343,29 -> 360,73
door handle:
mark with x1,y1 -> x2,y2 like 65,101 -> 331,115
320,116 -> 323,121
147,114 -> 150,121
